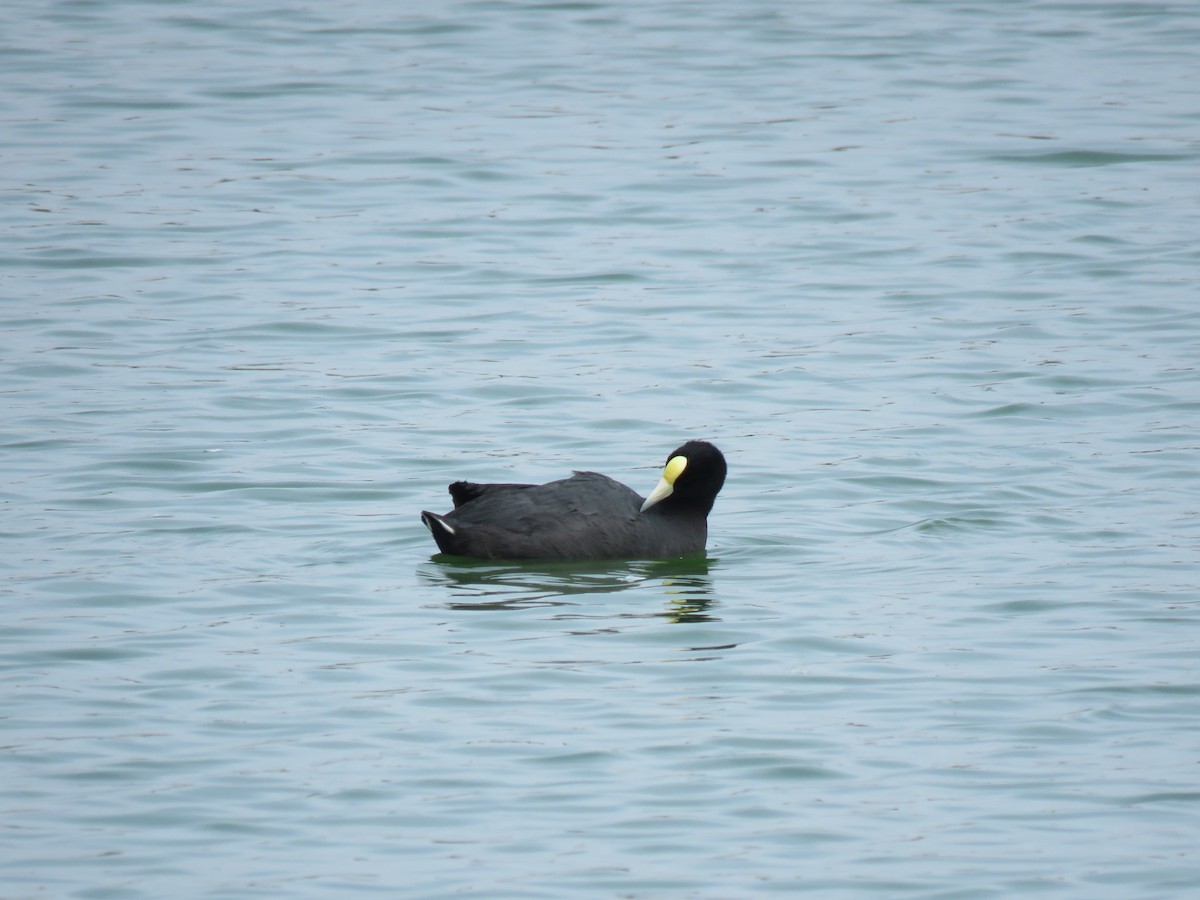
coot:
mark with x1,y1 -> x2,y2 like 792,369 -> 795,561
421,441 -> 726,560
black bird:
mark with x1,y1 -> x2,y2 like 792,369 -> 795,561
421,441 -> 726,560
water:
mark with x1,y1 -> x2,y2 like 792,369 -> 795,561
3,0 -> 1199,896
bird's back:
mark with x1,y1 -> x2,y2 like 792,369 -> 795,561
423,472 -> 657,560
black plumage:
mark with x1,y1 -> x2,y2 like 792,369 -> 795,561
421,441 -> 726,560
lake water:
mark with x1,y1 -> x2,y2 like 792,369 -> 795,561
3,0 -> 1199,896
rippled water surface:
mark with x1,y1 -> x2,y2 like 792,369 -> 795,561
4,1 -> 1199,897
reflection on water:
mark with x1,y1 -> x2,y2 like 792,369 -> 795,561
419,554 -> 720,621
659,567 -> 720,623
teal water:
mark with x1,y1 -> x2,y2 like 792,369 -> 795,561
4,1 -> 1199,897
